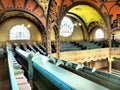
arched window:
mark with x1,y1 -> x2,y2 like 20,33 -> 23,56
60,16 -> 74,37
9,24 -> 30,40
95,28 -> 104,39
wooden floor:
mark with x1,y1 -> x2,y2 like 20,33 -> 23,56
0,58 -> 10,90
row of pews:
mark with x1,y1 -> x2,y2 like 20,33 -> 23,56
9,40 -> 118,54
112,40 -> 120,47
59,41 -> 109,52
12,42 -> 120,90
3,41 -> 120,90
15,47 -> 109,90
51,40 -> 120,52
15,42 -> 47,56
6,43 -> 31,90
48,56 -> 120,89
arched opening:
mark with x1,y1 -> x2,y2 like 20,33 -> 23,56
9,24 -> 30,40
95,28 -> 104,39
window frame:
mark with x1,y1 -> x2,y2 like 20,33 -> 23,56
9,24 -> 31,40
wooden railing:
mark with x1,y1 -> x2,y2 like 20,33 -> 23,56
111,48 -> 120,58
52,48 -> 120,64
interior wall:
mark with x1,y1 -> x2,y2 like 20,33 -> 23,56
113,30 -> 120,40
59,26 -> 84,42
90,28 -> 108,41
51,29 -> 55,41
0,17 -> 42,42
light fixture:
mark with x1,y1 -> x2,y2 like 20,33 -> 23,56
74,21 -> 82,26
27,24 -> 31,28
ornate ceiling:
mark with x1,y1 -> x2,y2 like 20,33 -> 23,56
0,0 -> 120,31
0,0 -> 46,30
35,0 -> 49,14
68,5 -> 104,26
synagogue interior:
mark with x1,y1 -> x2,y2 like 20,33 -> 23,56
0,0 -> 120,90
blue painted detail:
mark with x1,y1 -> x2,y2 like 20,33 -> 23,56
33,61 -> 74,90
8,52 -> 19,90
15,48 -> 33,80
75,64 -> 84,70
92,67 -> 96,72
14,48 -> 111,90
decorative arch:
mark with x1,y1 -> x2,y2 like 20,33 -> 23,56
51,21 -> 59,36
60,1 -> 105,23
66,12 -> 88,40
0,0 -> 47,43
112,28 -> 120,41
51,21 -> 60,57
88,21 -> 107,33
88,21 -> 108,41
0,0 -> 46,28
112,27 -> 120,32
9,24 -> 30,40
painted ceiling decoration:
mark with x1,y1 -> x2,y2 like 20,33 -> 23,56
0,0 -> 119,32
46,0 -> 61,29
68,5 -> 104,26
60,0 -> 101,18
0,0 -> 46,29
0,11 -> 42,26
35,0 -> 49,15
58,0 -> 120,34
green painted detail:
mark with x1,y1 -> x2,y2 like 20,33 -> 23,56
14,68 -> 24,74
13,64 -> 22,69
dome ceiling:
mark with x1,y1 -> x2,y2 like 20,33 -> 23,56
0,11 -> 44,30
68,5 -> 104,26
0,0 -> 119,31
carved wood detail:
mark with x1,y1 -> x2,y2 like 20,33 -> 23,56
88,21 -> 107,33
46,0 -> 60,55
53,23 -> 60,58
52,48 -> 120,64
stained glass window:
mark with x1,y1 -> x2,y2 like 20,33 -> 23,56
60,16 -> 74,37
95,28 -> 104,39
9,24 -> 30,40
